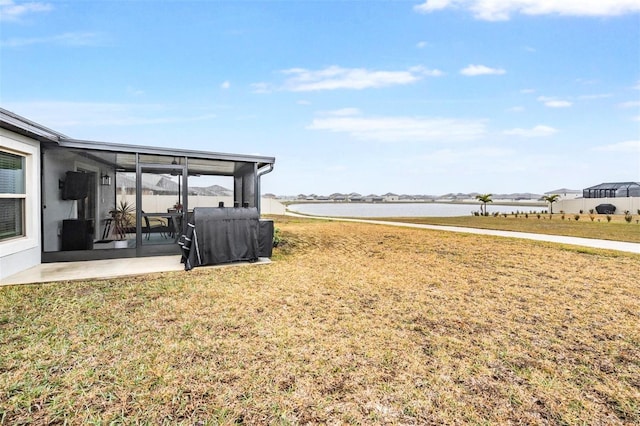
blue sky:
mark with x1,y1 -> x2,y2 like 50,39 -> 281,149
1,0 -> 639,196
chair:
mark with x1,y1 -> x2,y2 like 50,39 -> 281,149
141,211 -> 169,240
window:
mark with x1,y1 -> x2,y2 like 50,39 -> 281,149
0,150 -> 26,241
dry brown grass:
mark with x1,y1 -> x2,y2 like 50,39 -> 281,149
1,217 -> 639,424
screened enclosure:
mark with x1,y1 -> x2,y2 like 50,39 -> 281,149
582,182 -> 640,199
40,139 -> 274,262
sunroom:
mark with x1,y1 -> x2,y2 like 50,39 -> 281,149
41,139 -> 275,263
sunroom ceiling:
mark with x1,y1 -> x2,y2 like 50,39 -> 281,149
50,138 -> 273,176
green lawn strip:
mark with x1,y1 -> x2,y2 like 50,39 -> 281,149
370,215 -> 640,243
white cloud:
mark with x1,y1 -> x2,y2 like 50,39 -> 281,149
618,100 -> 640,108
1,32 -> 106,47
592,140 -> 640,153
307,113 -> 487,143
413,0 -> 640,21
545,100 -> 572,108
503,125 -> 557,137
577,93 -> 612,100
220,81 -> 231,90
278,65 -> 443,92
460,64 -> 506,76
417,41 -> 428,48
0,0 -> 52,21
537,96 -> 572,108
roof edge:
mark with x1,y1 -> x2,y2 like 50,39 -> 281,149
0,107 -> 68,141
1,107 -> 275,166
58,137 -> 275,165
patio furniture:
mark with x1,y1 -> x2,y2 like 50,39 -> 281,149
179,206 -> 260,270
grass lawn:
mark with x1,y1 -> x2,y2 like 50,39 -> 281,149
370,214 -> 640,243
1,217 -> 639,424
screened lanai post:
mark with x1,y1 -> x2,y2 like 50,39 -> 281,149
233,163 -> 257,208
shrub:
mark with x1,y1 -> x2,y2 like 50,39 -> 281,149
579,209 -> 583,214
606,215 -> 612,223
624,212 -> 633,223
561,214 -> 565,220
589,209 -> 594,214
574,214 -> 580,221
525,213 -> 529,219
537,213 -> 541,219
273,227 -> 282,247
589,214 -> 595,222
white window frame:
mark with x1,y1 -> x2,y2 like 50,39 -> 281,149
0,150 -> 26,241
0,130 -> 40,258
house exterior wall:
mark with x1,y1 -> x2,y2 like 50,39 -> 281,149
555,192 -> 581,200
41,148 -> 113,252
556,197 -> 640,215
0,128 -> 41,281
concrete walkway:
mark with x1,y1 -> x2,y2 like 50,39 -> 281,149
286,212 -> 640,254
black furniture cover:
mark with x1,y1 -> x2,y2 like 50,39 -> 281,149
179,207 -> 259,270
595,204 -> 616,214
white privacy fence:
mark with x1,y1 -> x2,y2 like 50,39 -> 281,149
556,197 -> 640,214
117,195 -> 285,215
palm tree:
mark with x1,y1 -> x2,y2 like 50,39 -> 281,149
542,194 -> 560,214
475,193 -> 493,216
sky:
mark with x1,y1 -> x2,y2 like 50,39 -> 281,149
1,0 -> 639,196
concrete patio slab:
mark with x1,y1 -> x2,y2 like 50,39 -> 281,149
1,256 -> 271,286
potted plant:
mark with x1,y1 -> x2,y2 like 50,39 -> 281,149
109,200 -> 135,247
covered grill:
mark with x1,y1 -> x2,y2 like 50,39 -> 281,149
179,206 -> 273,270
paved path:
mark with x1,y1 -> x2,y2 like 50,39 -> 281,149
285,212 -> 640,254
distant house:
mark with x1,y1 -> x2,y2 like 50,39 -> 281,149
329,193 -> 347,202
383,193 -> 399,202
348,192 -> 363,202
544,188 -> 582,200
364,194 -> 384,203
